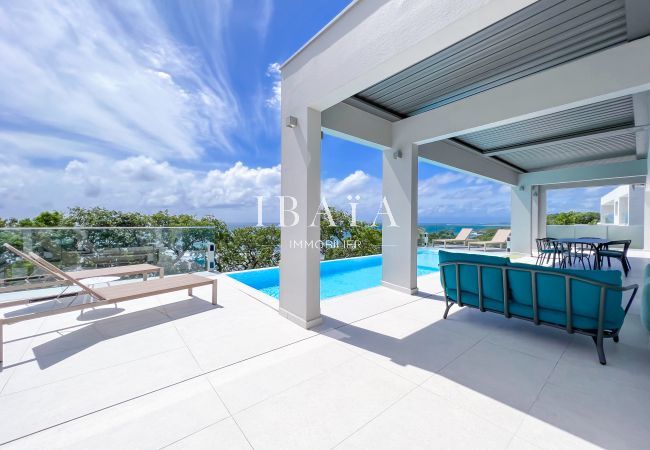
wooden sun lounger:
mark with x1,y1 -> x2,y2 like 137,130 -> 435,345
431,228 -> 473,248
1,244 -> 163,305
0,252 -> 217,362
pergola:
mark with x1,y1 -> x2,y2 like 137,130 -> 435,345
278,0 -> 650,328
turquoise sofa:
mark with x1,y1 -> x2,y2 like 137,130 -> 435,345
438,251 -> 638,364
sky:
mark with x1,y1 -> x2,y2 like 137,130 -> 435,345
0,0 -> 612,224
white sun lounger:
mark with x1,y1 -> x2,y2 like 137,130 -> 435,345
431,228 -> 473,248
0,251 -> 217,362
467,229 -> 511,251
2,243 -> 163,298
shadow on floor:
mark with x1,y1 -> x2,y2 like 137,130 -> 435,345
30,297 -> 221,369
319,291 -> 649,449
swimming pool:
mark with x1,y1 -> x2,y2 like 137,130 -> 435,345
228,248 -> 439,300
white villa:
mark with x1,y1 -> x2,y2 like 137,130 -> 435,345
600,184 -> 645,225
2,1 -> 650,448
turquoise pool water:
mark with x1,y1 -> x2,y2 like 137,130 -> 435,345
228,248 -> 439,300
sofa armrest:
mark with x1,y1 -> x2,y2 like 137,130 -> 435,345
621,284 -> 639,315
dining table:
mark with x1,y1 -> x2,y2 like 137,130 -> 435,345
551,237 -> 609,269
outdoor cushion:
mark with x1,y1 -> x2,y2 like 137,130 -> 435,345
444,290 -> 504,312
598,250 -> 624,257
438,251 -> 508,303
506,261 -> 624,330
509,301 -> 623,330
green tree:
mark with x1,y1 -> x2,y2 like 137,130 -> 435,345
547,211 -> 599,225
319,207 -> 382,260
32,211 -> 69,227
427,230 -> 455,240
216,226 -> 280,272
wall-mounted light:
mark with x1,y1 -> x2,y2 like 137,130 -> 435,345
286,116 -> 298,128
393,150 -> 402,159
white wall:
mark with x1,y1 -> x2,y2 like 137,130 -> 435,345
547,225 -> 644,249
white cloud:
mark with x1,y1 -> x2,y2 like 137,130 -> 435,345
255,0 -> 274,40
0,158 -> 393,224
418,173 -> 510,222
265,62 -> 282,109
0,0 -> 240,161
547,186 -> 612,213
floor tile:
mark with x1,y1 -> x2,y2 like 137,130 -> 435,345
506,436 -> 543,450
5,377 -> 228,450
424,340 -> 556,432
234,357 -> 415,450
556,333 -> 650,392
3,321 -> 186,394
208,335 -> 357,413
483,318 -> 572,362
178,319 -> 314,371
165,418 -> 252,449
338,387 -> 513,449
327,313 -> 480,383
0,348 -> 201,444
518,381 -> 650,450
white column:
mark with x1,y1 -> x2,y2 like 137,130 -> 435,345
537,186 -> 547,239
279,107 -> 323,329
381,143 -> 418,295
511,185 -> 534,255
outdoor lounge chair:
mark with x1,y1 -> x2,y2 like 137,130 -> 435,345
467,229 -> 510,251
1,243 -> 164,302
438,251 -> 638,364
431,228 -> 473,248
0,252 -> 217,362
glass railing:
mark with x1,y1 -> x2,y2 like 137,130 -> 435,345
0,227 -> 217,284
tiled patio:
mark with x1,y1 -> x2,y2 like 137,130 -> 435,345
0,252 -> 649,449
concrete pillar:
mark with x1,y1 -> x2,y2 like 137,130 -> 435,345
511,185 -> 534,255
381,143 -> 418,295
635,93 -> 650,250
279,107 -> 323,329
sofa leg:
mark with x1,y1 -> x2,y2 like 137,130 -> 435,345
443,301 -> 453,319
592,336 -> 607,365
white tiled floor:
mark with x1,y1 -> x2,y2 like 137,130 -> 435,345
0,252 -> 649,449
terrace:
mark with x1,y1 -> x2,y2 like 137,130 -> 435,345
0,248 -> 648,448
2,0 -> 650,448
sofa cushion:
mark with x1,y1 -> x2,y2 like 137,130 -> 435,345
507,261 -> 624,331
444,289 -> 504,312
439,251 -> 508,304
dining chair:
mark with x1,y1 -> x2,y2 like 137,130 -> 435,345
571,242 -> 594,269
551,241 -> 571,268
535,238 -> 556,265
598,240 -> 632,276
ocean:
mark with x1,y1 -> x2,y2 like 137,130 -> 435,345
419,223 -> 510,234
228,223 -> 510,233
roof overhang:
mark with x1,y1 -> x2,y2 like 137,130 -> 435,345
289,0 -> 650,186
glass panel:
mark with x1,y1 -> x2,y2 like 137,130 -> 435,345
0,227 -> 216,286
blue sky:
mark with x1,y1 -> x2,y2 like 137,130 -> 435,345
0,0 -> 612,224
